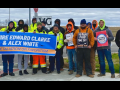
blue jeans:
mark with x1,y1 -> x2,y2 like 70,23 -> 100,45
67,49 -> 77,71
49,50 -> 61,72
2,55 -> 14,73
118,49 -> 120,59
97,49 -> 115,74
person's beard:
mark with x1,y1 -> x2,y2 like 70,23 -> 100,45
81,26 -> 86,29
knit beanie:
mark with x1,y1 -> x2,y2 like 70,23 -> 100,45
80,19 -> 86,24
37,22 -> 42,26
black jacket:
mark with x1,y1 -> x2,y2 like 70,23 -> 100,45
15,20 -> 24,32
43,26 -> 49,33
49,19 -> 65,36
115,30 -> 120,48
67,18 -> 79,30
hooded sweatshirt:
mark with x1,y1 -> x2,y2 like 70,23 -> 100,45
49,19 -> 65,36
94,19 -> 114,50
64,22 -> 75,49
16,20 -> 24,31
73,26 -> 94,47
1,21 -> 16,32
92,20 -> 98,31
30,18 -> 37,31
19,24 -> 31,33
68,18 -> 79,30
87,22 -> 92,29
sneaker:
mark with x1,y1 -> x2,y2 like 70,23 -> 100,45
68,70 -> 73,75
88,75 -> 94,78
9,73 -> 15,76
75,74 -> 82,77
48,70 -> 53,73
111,74 -> 115,78
19,70 -> 23,75
97,73 -> 106,77
0,73 -> 8,77
24,70 -> 29,74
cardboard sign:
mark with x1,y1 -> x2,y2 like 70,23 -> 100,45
77,33 -> 88,48
66,32 -> 74,46
96,30 -> 108,47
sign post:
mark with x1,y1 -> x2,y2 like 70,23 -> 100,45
33,8 -> 52,30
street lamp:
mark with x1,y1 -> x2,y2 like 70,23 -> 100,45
29,8 -> 31,26
9,8 -> 10,21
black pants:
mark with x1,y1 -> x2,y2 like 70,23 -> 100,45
60,47 -> 64,69
76,48 -> 92,76
30,55 -> 33,65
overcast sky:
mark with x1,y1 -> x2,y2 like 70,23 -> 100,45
0,8 -> 120,26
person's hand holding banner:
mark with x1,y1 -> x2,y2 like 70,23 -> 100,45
94,37 -> 98,41
106,34 -> 109,39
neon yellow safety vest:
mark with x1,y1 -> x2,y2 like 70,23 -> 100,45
48,30 -> 64,49
34,28 -> 47,34
29,23 -> 37,31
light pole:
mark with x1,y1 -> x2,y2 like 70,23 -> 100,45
29,8 -> 31,26
9,8 -> 10,21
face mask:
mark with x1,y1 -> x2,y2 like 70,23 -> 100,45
19,24 -> 23,27
93,24 -> 96,28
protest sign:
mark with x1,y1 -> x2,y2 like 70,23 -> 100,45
66,32 -> 74,46
96,30 -> 108,47
77,33 -> 88,48
0,32 -> 57,56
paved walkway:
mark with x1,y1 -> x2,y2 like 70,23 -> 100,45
0,65 -> 120,81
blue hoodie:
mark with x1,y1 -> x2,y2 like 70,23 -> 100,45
87,22 -> 92,29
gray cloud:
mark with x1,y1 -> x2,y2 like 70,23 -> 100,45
0,8 -> 120,26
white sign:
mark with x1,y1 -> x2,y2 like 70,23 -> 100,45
97,34 -> 107,44
34,16 -> 52,30
66,33 -> 74,46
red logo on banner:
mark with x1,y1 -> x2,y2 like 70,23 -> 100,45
34,8 -> 38,13
96,30 -> 108,47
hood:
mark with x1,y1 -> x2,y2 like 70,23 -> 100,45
23,24 -> 28,31
66,22 -> 74,33
87,22 -> 92,29
18,20 -> 24,27
99,19 -> 105,30
55,19 -> 60,26
32,18 -> 37,23
13,21 -> 17,28
68,18 -> 75,26
92,20 -> 98,30
8,21 -> 15,29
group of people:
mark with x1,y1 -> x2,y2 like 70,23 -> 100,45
0,17 -> 120,79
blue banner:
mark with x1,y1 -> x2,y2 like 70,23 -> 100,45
0,32 -> 57,56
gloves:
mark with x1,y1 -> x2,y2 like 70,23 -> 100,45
6,30 -> 9,33
64,39 -> 69,43
54,33 -> 57,36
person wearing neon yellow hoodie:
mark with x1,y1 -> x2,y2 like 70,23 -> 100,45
0,21 -> 16,77
94,19 -> 115,78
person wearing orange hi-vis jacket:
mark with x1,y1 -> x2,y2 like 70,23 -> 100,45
32,22 -> 48,75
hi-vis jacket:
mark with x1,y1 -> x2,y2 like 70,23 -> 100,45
34,28 -> 47,34
0,21 -> 17,32
48,30 -> 64,49
29,23 -> 37,31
